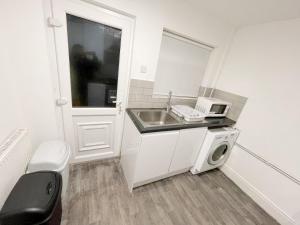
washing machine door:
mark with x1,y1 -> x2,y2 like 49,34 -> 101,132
208,141 -> 231,165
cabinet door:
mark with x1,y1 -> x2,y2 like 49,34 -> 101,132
169,128 -> 207,172
120,114 -> 142,191
134,131 -> 179,183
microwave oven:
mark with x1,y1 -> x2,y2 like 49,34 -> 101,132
195,97 -> 231,117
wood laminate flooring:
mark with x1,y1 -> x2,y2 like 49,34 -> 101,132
62,159 -> 278,225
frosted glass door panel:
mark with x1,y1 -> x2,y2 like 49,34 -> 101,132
66,14 -> 122,108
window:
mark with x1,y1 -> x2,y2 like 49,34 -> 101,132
153,30 -> 213,97
66,14 -> 122,108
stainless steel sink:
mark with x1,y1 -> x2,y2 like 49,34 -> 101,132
132,109 -> 180,127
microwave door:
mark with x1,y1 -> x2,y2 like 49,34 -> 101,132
210,104 -> 227,115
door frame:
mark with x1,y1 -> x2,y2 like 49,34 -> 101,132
43,0 -> 135,163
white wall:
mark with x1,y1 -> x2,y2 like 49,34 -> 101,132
0,0 -> 234,149
0,1 -> 34,208
91,0 -> 235,83
0,1 -> 30,142
0,49 -> 24,143
1,0 -> 63,149
217,18 -> 300,224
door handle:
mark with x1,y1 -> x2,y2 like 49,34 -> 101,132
113,101 -> 122,114
56,98 -> 68,106
118,102 -> 122,114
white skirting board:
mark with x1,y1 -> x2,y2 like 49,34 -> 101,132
221,164 -> 296,225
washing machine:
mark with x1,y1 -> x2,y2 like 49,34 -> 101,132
190,127 -> 239,174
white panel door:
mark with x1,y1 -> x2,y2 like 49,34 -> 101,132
73,116 -> 114,155
169,128 -> 207,172
134,131 -> 179,183
51,0 -> 133,162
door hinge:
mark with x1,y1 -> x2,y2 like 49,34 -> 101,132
48,17 -> 63,27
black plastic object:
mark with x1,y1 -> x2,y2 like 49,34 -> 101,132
0,171 -> 62,225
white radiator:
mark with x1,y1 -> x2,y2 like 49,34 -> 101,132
0,129 -> 32,208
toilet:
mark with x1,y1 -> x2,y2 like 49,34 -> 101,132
27,140 -> 71,198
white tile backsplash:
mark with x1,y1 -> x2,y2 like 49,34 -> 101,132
128,79 -> 197,108
128,80 -> 247,121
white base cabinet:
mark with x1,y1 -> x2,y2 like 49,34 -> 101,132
134,131 -> 179,183
121,113 -> 207,191
169,128 -> 208,173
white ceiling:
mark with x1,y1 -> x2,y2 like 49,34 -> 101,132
188,0 -> 300,27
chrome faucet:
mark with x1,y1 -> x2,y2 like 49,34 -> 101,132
166,90 -> 172,112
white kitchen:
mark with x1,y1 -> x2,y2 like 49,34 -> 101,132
0,0 -> 300,225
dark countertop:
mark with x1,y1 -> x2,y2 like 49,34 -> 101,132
126,108 -> 236,134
